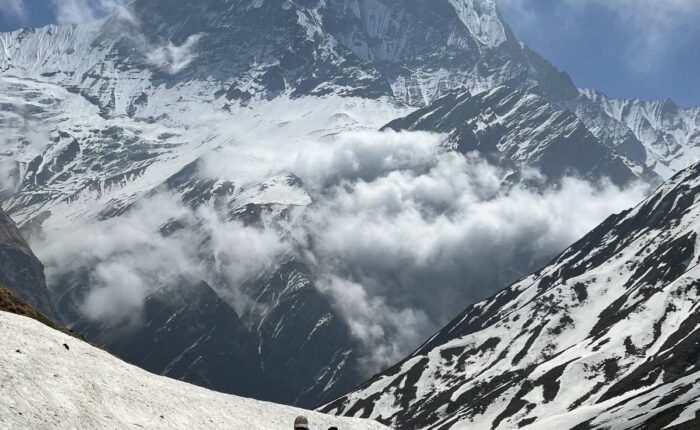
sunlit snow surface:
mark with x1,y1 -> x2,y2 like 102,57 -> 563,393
0,311 -> 389,430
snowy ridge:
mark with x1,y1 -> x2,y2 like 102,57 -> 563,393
582,89 -> 700,180
383,86 -> 655,184
0,311 -> 389,430
321,161 -> 700,429
0,22 -> 106,77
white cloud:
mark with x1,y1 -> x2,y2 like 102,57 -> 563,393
197,204 -> 293,314
33,127 -> 648,372
201,128 -> 648,371
34,190 -> 292,326
201,130 -> 445,192
317,276 -> 431,371
146,34 -> 204,75
53,0 -> 98,25
36,193 -> 202,324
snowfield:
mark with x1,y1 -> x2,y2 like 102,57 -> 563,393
0,311 -> 390,430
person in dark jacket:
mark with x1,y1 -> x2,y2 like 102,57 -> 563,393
294,416 -> 309,429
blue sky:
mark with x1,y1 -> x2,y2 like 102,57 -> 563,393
1,0 -> 699,106
499,0 -> 700,106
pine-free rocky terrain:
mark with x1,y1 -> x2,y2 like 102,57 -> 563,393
0,0 -> 699,427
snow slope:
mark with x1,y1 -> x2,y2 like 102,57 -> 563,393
0,310 -> 389,430
322,161 -> 700,429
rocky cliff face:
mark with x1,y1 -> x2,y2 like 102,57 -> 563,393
0,209 -> 53,317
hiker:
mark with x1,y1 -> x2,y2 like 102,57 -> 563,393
294,416 -> 309,429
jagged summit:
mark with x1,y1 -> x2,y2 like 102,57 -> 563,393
0,0 -> 577,109
581,88 -> 700,179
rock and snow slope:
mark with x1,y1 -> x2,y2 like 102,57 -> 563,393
0,311 -> 389,430
582,89 -> 700,180
383,87 -> 654,185
322,162 -> 700,428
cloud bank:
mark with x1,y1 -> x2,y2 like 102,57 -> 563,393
33,128 -> 647,372
293,133 -> 646,369
203,129 -> 649,370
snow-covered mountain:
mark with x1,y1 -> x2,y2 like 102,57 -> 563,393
582,89 -> 700,180
383,86 -> 656,185
0,310 -> 389,430
0,0 -> 577,110
321,160 -> 700,429
0,0 -> 698,411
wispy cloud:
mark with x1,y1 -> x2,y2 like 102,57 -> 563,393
571,0 -> 699,73
52,0 -> 130,25
0,0 -> 27,22
47,0 -> 200,75
146,34 -> 203,75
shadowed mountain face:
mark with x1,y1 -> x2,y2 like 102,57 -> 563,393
383,87 -> 657,185
0,0 -> 697,412
0,209 -> 53,317
321,161 -> 700,429
71,280 -> 269,400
